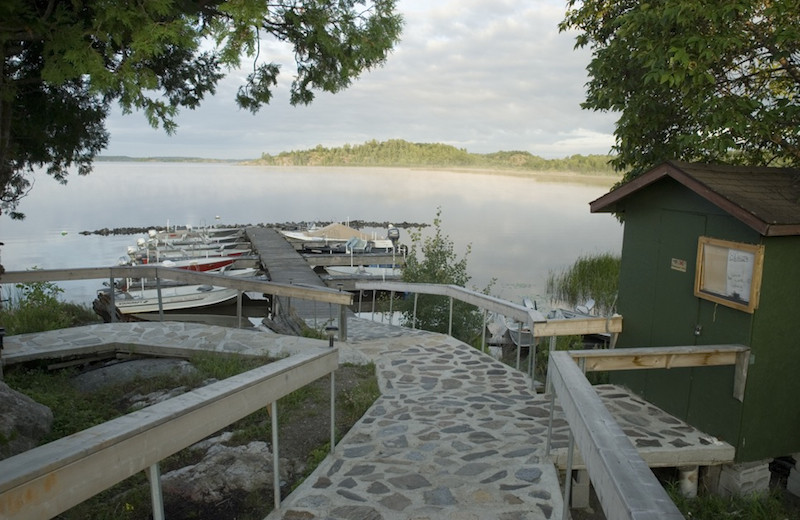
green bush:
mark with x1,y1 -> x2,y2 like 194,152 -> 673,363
1,277 -> 100,334
398,208 -> 492,343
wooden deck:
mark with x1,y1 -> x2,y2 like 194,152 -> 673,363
246,227 -> 347,326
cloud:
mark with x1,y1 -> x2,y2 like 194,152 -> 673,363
103,0 -> 616,159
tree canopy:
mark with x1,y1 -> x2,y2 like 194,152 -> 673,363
257,138 -> 618,174
0,0 -> 403,218
561,0 -> 800,180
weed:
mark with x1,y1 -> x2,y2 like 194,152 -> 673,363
667,483 -> 793,520
0,276 -> 100,334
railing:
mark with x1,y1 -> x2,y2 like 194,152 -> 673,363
354,281 -> 622,385
0,346 -> 339,520
0,266 -> 353,340
546,344 -> 750,520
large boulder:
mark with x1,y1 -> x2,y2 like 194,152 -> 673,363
162,433 -> 291,503
0,381 -> 53,460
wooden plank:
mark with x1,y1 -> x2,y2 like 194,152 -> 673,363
0,266 -> 352,306
301,253 -> 405,267
549,352 -> 684,520
568,345 -> 748,372
0,348 -> 338,520
534,315 -> 623,336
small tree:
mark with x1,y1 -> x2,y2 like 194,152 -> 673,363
398,208 -> 487,343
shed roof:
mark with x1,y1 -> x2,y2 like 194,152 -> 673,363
590,161 -> 800,237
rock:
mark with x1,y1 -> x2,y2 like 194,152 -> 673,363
72,358 -> 198,393
0,381 -> 53,460
161,440 -> 290,503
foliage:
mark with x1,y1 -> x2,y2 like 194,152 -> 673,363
1,0 -> 403,218
0,278 -> 100,334
546,253 -> 620,316
338,364 -> 380,424
398,208 -> 489,343
561,0 -> 800,180
257,139 -> 618,174
667,484 -> 793,520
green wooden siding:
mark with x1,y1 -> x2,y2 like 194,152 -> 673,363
608,177 -> 800,461
736,236 -> 800,461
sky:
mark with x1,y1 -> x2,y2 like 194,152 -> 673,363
103,0 -> 619,160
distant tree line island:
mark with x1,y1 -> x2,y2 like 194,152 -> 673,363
254,139 -> 618,175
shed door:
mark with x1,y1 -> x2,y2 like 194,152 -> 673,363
643,210 -> 706,415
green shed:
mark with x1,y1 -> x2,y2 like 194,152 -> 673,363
590,161 -> 800,463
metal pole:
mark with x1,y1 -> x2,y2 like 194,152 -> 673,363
545,382 -> 555,455
236,290 -> 243,329
389,290 -> 394,322
481,308 -> 488,353
530,323 -> 537,392
156,275 -> 164,322
448,296 -> 454,337
0,327 -> 5,380
358,290 -> 364,320
272,400 -> 280,511
327,327 -> 337,454
412,293 -> 418,329
147,463 -> 165,520
562,429 -> 575,520
109,272 -> 117,323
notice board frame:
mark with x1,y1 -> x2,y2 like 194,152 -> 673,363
694,236 -> 764,313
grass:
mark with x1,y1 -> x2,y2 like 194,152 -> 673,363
667,483 -> 796,519
546,253 -> 620,315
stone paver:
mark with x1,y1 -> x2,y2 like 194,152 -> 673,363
3,316 -> 735,520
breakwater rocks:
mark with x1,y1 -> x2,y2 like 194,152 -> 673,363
80,221 -> 429,236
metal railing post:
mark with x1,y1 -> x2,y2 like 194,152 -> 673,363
327,327 -> 337,455
272,400 -> 280,511
109,272 -> 117,323
412,293 -> 418,329
481,308 -> 488,353
448,296 -> 454,337
155,274 -> 164,321
563,429 -> 575,520
147,463 -> 165,520
236,290 -> 243,328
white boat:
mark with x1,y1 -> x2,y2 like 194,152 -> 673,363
112,284 -> 239,314
506,298 -> 546,347
325,265 -> 402,279
281,223 -> 398,252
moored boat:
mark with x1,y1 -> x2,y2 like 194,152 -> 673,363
111,284 -> 240,314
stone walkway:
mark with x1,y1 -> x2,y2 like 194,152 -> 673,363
3,317 -> 735,520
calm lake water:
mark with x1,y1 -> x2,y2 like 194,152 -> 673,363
2,163 -> 623,306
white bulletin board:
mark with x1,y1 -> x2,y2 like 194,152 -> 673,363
694,236 -> 764,313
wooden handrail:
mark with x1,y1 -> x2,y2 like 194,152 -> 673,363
548,351 -> 684,520
566,344 -> 750,401
0,348 -> 338,520
0,266 -> 353,306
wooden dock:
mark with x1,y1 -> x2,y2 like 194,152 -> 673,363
246,227 -> 348,328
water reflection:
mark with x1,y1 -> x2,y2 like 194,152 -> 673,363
2,163 -> 622,305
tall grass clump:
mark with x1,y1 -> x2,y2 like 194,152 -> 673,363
546,253 -> 620,315
667,484 -> 793,519
1,277 -> 100,334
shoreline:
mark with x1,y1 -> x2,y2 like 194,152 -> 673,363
240,162 -> 623,186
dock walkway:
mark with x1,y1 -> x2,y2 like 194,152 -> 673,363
246,227 -> 337,322
3,318 -> 735,519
